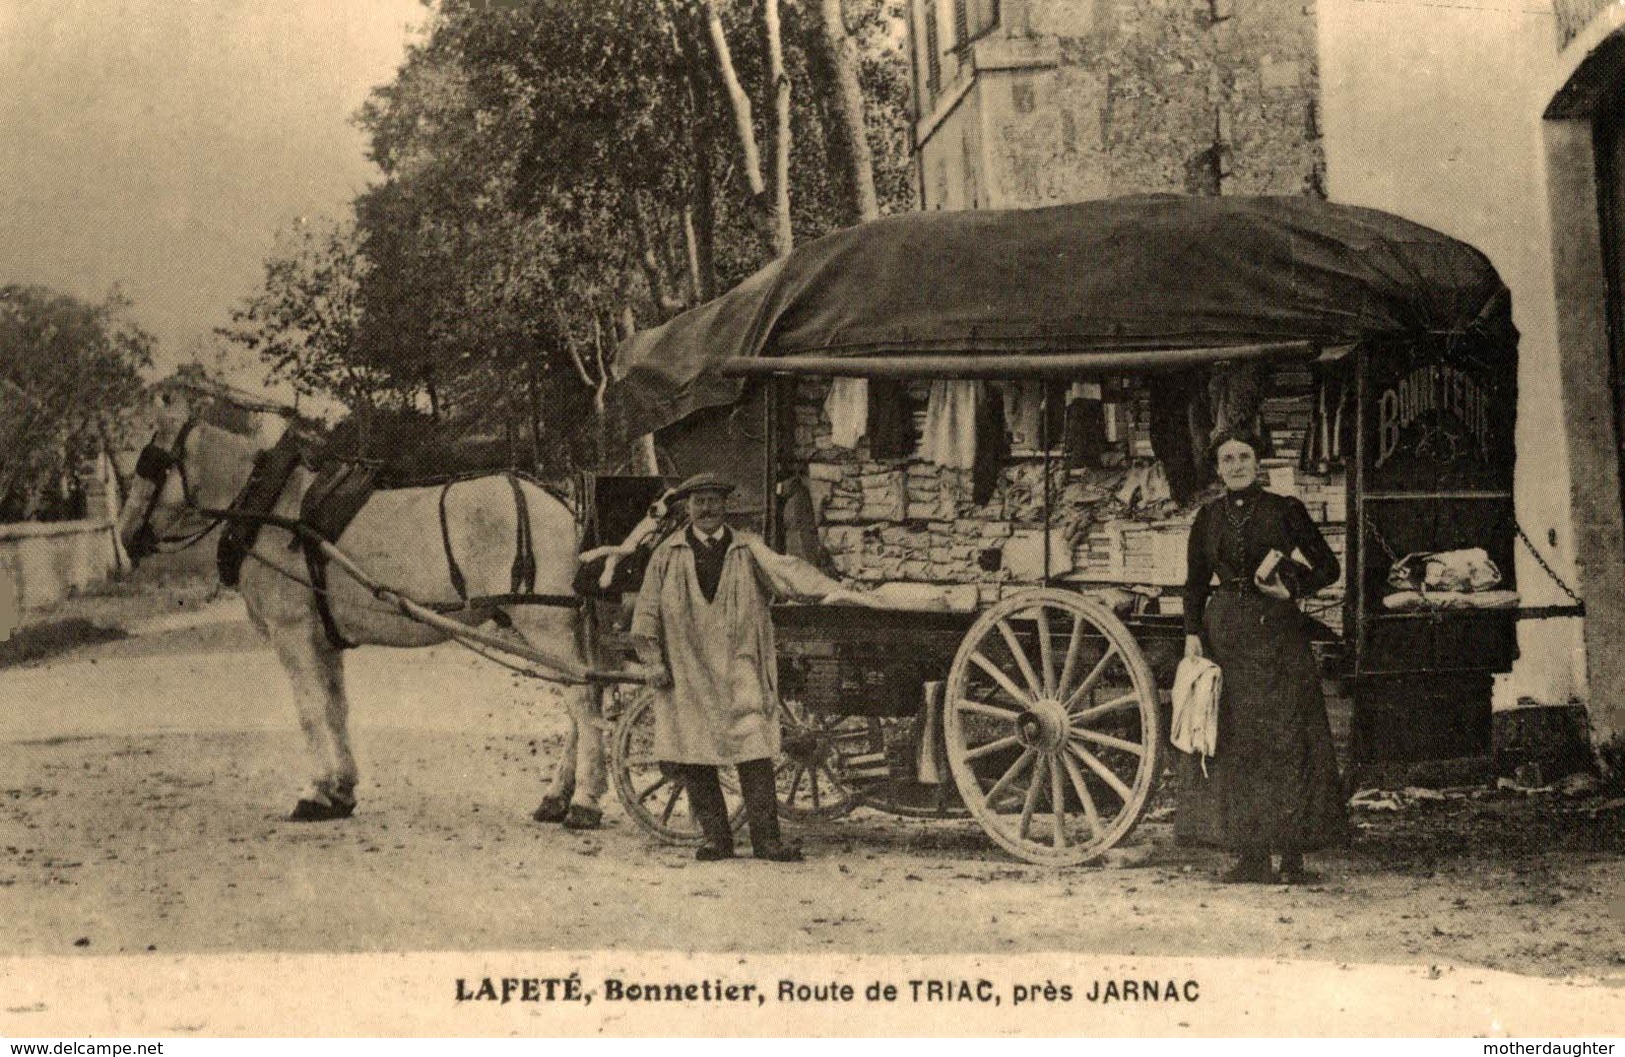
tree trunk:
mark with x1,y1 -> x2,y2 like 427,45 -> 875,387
633,198 -> 687,312
698,0 -> 783,260
764,0 -> 795,256
664,0 -> 720,301
811,0 -> 880,223
526,355 -> 544,471
681,205 -> 703,303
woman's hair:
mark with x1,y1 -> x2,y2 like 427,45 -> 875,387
1206,427 -> 1265,467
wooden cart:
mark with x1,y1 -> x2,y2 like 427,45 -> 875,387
602,196 -> 1564,865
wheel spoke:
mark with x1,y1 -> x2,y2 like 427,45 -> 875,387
1061,751 -> 1103,838
810,766 -> 822,809
1050,755 -> 1069,850
1070,691 -> 1142,724
984,748 -> 1036,809
625,756 -> 657,769
785,763 -> 806,805
658,785 -> 682,825
1068,742 -> 1134,803
963,733 -> 1022,762
958,699 -> 1021,723
996,618 -> 1044,700
1019,756 -> 1047,840
970,651 -> 1037,711
1061,646 -> 1121,712
1034,606 -> 1056,696
634,775 -> 670,805
1057,613 -> 1086,699
1068,726 -> 1146,756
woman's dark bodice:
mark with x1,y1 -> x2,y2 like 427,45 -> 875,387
1183,485 -> 1340,635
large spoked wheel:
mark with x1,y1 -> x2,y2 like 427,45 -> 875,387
944,589 -> 1160,866
774,697 -> 864,821
611,687 -> 745,845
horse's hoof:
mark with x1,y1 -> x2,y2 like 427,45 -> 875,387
561,805 -> 602,831
289,798 -> 355,822
533,796 -> 570,824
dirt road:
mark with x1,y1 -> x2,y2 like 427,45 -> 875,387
2,587 -> 1623,1034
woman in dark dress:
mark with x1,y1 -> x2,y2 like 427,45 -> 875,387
1178,430 -> 1347,884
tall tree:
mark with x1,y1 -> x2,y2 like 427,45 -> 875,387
225,0 -> 913,471
809,0 -> 880,223
0,286 -> 153,520
217,218 -> 402,413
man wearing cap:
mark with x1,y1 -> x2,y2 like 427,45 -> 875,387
631,471 -> 842,862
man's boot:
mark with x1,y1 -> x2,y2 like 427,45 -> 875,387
678,764 -> 735,861
738,757 -> 802,862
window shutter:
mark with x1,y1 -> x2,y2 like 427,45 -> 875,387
924,4 -> 941,98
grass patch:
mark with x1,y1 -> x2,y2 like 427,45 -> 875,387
0,618 -> 127,669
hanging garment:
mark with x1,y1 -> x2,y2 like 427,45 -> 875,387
1148,371 -> 1204,503
1172,654 -> 1223,773
1003,382 -> 1045,451
1206,361 -> 1272,455
1208,362 -> 1264,437
921,380 -> 979,470
972,384 -> 1010,505
1300,372 -> 1327,472
825,377 -> 868,449
1045,382 -> 1068,448
1300,371 -> 1349,470
1187,384 -> 1216,471
1063,382 -> 1108,468
867,378 -> 913,461
1115,462 -> 1170,510
777,476 -> 832,573
1142,461 -> 1172,506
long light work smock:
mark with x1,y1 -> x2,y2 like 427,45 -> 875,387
631,532 -> 847,766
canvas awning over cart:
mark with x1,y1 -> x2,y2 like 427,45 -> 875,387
606,194 -> 1516,436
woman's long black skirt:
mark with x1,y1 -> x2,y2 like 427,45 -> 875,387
1174,589 -> 1347,852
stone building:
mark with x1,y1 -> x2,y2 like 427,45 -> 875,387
879,0 -> 1625,767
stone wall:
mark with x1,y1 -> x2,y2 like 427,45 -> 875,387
917,0 -> 1325,209
0,520 -> 122,612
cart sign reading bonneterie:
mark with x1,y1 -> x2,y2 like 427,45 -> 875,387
1375,362 -> 1493,470
1362,340 -> 1516,494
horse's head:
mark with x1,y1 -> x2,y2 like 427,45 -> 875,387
117,396 -> 201,567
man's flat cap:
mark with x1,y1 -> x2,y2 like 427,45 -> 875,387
672,471 -> 735,499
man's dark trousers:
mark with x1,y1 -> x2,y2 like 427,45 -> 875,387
673,759 -> 783,854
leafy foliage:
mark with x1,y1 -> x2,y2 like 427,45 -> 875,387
0,286 -> 153,520
222,0 -> 913,474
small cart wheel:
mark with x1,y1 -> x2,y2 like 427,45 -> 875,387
611,687 -> 745,844
774,697 -> 864,821
944,589 -> 1160,865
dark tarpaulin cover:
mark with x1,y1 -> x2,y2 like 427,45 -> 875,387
608,195 -> 1516,435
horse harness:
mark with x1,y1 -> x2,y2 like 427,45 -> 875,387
130,419 -> 205,555
133,420 -> 578,651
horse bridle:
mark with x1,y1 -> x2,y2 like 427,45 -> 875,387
127,418 -> 219,560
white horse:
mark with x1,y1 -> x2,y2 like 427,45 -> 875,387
117,398 -> 666,827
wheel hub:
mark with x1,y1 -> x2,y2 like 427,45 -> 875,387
1015,698 -> 1070,754
782,727 -> 825,763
